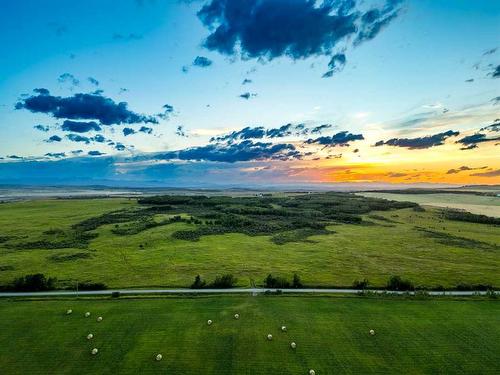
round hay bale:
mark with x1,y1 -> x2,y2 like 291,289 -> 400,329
87,334 -> 94,340
290,342 -> 296,349
234,313 -> 239,319
66,309 -> 73,315
267,334 -> 273,341
156,354 -> 163,361
309,370 -> 315,375
85,312 -> 91,317
281,326 -> 287,332
97,316 -> 103,322
369,329 -> 375,336
207,319 -> 213,325
91,348 -> 98,355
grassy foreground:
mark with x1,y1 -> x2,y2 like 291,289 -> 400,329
0,198 -> 499,288
0,296 -> 499,374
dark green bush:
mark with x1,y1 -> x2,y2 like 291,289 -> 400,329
387,275 -> 414,291
210,274 -> 237,288
191,275 -> 206,289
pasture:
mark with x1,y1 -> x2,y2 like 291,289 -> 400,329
0,295 -> 498,374
0,195 -> 499,289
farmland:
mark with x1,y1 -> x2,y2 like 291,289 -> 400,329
0,193 -> 498,289
0,295 -> 498,374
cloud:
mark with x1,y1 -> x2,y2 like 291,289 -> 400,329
470,169 -> 500,177
58,73 -> 80,86
322,53 -> 346,78
310,124 -> 333,134
91,134 -> 107,143
193,56 -> 213,67
153,140 -> 301,163
71,150 -> 83,155
305,131 -> 364,147
88,77 -> 99,86
492,96 -> 500,105
115,143 -> 126,151
483,47 -> 497,56
61,120 -> 102,133
176,125 -> 187,137
157,104 -> 175,120
374,130 -> 459,149
47,22 -> 68,36
197,0 -> 403,75
123,127 -> 136,136
7,155 -> 23,159
211,123 -> 312,143
46,135 -> 62,143
33,124 -> 49,132
465,78 -> 474,83
446,166 -> 487,174
45,152 -> 66,158
242,78 -> 252,85
456,132 -> 500,149
239,92 -> 257,100
139,126 -> 153,134
387,172 -> 407,178
88,151 -> 106,156
489,64 -> 500,78
16,89 -> 158,125
67,134 -> 90,144
480,119 -> 500,132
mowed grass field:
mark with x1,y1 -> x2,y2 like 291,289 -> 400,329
0,296 -> 498,374
0,198 -> 499,288
358,192 -> 500,217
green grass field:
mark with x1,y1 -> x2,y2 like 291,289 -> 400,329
0,295 -> 498,374
0,198 -> 499,289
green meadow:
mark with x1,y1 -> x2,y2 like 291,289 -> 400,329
0,196 -> 498,289
0,295 -> 498,374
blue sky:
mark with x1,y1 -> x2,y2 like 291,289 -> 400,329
0,0 -> 499,186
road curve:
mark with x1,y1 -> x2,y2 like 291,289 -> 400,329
0,288 -> 497,298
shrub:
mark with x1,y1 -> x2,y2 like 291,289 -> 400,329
292,273 -> 303,288
210,274 -> 237,288
11,273 -> 56,292
353,279 -> 369,289
191,275 -> 206,289
264,274 -> 290,288
78,282 -> 107,290
111,291 -> 120,298
386,275 -> 414,291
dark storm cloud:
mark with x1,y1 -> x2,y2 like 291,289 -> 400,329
446,165 -> 487,174
15,89 -> 158,125
305,131 -> 364,147
46,135 -> 62,143
154,140 -> 300,163
123,127 -> 136,136
58,73 -> 80,86
197,0 -> 403,74
33,124 -> 49,132
193,56 -> 213,67
61,120 -> 102,133
374,130 -> 459,149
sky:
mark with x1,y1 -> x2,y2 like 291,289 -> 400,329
0,0 -> 499,187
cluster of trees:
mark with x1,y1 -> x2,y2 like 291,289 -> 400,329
264,273 -> 303,288
0,273 -> 56,292
442,209 -> 500,225
191,274 -> 237,289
